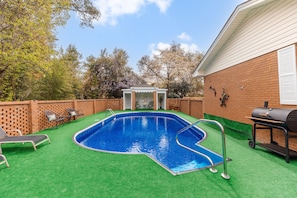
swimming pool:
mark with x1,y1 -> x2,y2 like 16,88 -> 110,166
74,112 -> 226,175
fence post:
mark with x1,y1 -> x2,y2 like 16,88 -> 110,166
30,100 -> 39,133
120,98 -> 123,110
73,100 -> 77,109
188,99 -> 191,116
93,99 -> 97,114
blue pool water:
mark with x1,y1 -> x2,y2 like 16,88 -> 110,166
74,112 -> 224,175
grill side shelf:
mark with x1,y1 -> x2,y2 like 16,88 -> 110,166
244,116 -> 284,124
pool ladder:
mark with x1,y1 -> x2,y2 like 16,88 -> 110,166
176,119 -> 230,179
105,108 -> 115,116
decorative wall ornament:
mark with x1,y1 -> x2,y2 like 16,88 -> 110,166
220,88 -> 229,107
209,86 -> 216,97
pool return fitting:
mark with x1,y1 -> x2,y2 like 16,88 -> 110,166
176,119 -> 230,180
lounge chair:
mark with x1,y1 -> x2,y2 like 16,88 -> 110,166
45,110 -> 65,127
0,127 -> 50,153
66,108 -> 84,120
0,154 -> 9,167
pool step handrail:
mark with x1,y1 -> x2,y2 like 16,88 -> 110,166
105,108 -> 115,116
175,137 -> 218,173
176,119 -> 230,179
176,123 -> 218,174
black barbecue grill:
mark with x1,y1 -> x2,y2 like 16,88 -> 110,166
246,107 -> 297,163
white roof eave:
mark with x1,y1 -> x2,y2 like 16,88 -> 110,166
192,0 -> 276,77
122,87 -> 168,93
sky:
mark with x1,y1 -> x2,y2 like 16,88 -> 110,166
56,0 -> 246,73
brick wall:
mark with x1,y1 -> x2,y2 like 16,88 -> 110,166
204,45 -> 297,150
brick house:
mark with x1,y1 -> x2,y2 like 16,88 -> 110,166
192,0 -> 297,151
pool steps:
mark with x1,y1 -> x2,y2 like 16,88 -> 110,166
176,119 -> 230,180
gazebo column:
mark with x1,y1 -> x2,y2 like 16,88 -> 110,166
153,91 -> 157,110
131,91 -> 136,110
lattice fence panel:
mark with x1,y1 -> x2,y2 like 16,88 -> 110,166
0,104 -> 30,135
38,102 -> 73,131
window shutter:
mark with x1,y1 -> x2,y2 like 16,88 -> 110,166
278,45 -> 297,105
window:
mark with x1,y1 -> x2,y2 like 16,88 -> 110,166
278,45 -> 297,105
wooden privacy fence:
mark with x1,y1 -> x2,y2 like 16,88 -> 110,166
0,98 -> 203,135
166,98 -> 203,119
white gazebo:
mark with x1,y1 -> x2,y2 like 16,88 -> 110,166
122,86 -> 167,110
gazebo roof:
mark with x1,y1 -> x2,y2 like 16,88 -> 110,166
122,86 -> 167,93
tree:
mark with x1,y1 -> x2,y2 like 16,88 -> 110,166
0,0 -> 100,101
68,0 -> 101,28
188,77 -> 204,97
137,42 -> 203,97
26,45 -> 84,100
83,48 -> 145,99
169,80 -> 191,98
0,1 -> 54,100
82,55 -> 101,99
32,58 -> 74,100
60,45 -> 84,99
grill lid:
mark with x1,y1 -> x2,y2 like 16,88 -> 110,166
251,107 -> 297,132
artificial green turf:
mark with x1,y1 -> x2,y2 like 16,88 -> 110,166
1,111 -> 297,197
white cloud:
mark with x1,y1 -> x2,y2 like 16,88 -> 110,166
149,42 -> 171,56
94,0 -> 173,26
147,0 -> 173,13
149,42 -> 199,57
177,32 -> 191,41
94,0 -> 145,25
180,43 -> 199,53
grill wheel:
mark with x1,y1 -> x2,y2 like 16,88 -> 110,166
248,140 -> 255,148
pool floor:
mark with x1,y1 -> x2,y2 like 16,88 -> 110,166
74,112 -> 226,175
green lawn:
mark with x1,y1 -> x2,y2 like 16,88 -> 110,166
0,111 -> 296,198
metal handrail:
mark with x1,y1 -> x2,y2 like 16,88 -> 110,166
175,119 -> 230,179
105,108 -> 115,116
175,136 -> 218,173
